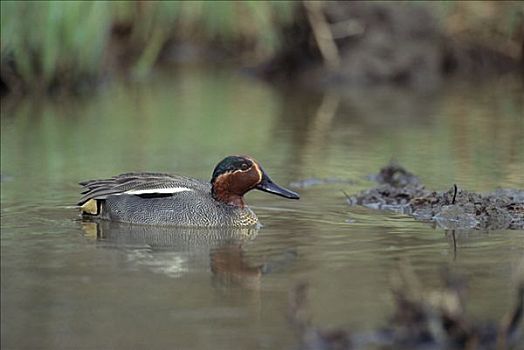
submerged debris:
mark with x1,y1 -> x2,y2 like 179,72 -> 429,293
290,177 -> 356,189
346,163 -> 524,230
369,163 -> 420,187
289,265 -> 524,350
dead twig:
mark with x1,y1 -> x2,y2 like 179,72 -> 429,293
452,184 -> 458,205
303,1 -> 341,70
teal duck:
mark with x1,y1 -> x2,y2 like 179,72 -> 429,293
78,155 -> 299,227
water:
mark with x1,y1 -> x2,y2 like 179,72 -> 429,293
2,68 -> 524,349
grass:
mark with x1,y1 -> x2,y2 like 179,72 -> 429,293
1,0 -> 296,93
428,1 -> 524,59
1,1 -> 112,91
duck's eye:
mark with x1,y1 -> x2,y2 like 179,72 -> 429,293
240,163 -> 249,171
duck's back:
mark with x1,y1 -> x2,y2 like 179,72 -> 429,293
79,172 -> 258,227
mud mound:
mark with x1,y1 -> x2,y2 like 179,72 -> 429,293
347,164 -> 524,230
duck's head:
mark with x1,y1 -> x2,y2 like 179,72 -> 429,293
211,155 -> 299,207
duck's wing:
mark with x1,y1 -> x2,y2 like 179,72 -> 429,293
78,172 -> 210,205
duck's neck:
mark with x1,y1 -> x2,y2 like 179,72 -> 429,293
212,186 -> 246,208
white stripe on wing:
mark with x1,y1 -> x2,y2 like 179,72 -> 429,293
123,187 -> 193,195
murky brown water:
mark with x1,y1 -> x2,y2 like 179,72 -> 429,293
1,68 -> 524,349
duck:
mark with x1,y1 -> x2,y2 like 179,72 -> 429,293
78,155 -> 299,227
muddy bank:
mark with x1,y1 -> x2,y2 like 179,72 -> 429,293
289,266 -> 524,350
260,1 -> 523,89
346,164 -> 524,230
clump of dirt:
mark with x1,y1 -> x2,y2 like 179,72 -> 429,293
346,163 -> 524,230
289,265 -> 524,350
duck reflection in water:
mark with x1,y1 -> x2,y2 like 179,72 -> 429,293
81,221 -> 296,289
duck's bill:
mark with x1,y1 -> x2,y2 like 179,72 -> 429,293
256,175 -> 300,200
